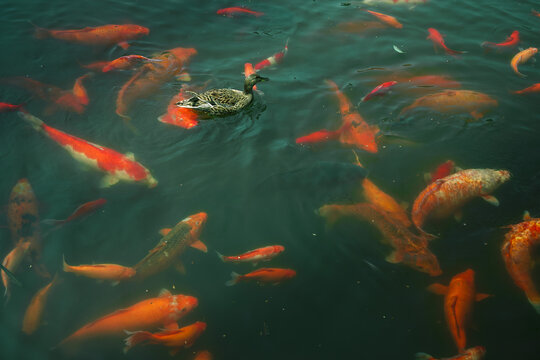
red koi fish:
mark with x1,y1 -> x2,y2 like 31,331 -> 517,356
226,268 -> 296,286
501,212 -> 540,313
425,160 -> 455,183
481,30 -> 519,50
362,81 -> 398,101
427,28 -> 465,56
297,80 -> 379,153
102,55 -> 160,72
217,7 -> 264,17
124,321 -> 206,355
217,245 -> 284,265
412,169 -> 510,237
0,102 -> 24,112
43,199 -> 106,226
514,83 -> 540,95
59,289 -> 197,347
415,346 -> 486,360
254,39 -> 289,71
428,270 -> 490,352
159,83 -> 206,129
33,24 -> 149,49
18,112 -> 157,188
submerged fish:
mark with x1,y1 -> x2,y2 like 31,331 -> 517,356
2,241 -> 31,301
412,169 -> 510,237
362,81 -> 398,101
63,255 -> 135,283
514,83 -> 540,95
501,212 -> 540,313
22,274 -> 59,335
217,7 -> 264,17
8,178 -> 40,244
217,245 -> 285,265
427,28 -> 465,56
193,350 -> 213,360
425,160 -> 456,184
361,178 -> 411,227
511,47 -> 538,77
226,268 -> 296,286
134,213 -> 207,280
363,10 -> 403,29
43,198 -> 106,226
254,39 -> 289,71
0,102 -> 24,112
481,30 -> 519,51
124,321 -> 206,355
18,112 -> 157,188
428,269 -> 490,352
415,346 -> 486,360
102,55 -> 160,72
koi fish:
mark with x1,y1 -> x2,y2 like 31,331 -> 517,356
254,39 -> 289,71
80,61 -> 111,72
18,112 -> 157,188
59,289 -> 197,347
318,202 -> 441,276
226,268 -> 296,286
501,212 -> 540,313
412,169 -> 510,237
63,255 -> 135,283
514,83 -> 540,95
415,346 -> 486,360
43,198 -> 106,226
134,213 -> 207,280
0,102 -> 24,112
124,321 -> 206,355
361,178 -> 411,227
7,178 -> 40,244
364,10 -> 403,29
363,0 -> 428,4
193,350 -> 213,360
428,269 -> 490,352
158,84 -> 202,129
297,80 -> 379,153
217,7 -> 264,17
243,62 -> 259,92
116,47 -> 197,124
102,55 -> 160,72
400,90 -> 498,120
511,47 -> 538,77
398,75 -> 461,90
362,81 -> 398,101
22,274 -> 58,335
427,28 -> 465,56
425,160 -> 456,183
532,9 -> 540,18
481,30 -> 519,50
0,263 -> 21,288
217,245 -> 285,265
33,23 -> 149,49
2,241 -> 31,301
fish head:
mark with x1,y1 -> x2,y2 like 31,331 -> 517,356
171,295 -> 198,319
167,47 -> 198,63
481,169 -> 511,193
11,178 -> 34,197
456,268 -> 475,283
285,269 -> 297,279
182,212 -> 208,238
275,245 -> 285,253
404,249 -> 442,276
127,24 -> 150,37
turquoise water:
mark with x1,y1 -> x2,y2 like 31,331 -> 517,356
1,0 -> 540,359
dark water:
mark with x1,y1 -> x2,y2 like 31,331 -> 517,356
1,0 -> 540,359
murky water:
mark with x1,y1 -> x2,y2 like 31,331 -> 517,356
1,0 -> 540,359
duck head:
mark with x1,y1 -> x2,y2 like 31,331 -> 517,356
245,73 -> 269,93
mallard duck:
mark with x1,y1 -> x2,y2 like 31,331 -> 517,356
175,73 -> 269,118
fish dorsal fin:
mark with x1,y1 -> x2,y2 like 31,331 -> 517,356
190,240 -> 208,253
125,152 -> 135,161
475,293 -> 491,302
159,228 -> 172,236
159,289 -> 172,298
427,283 -> 448,295
523,211 -> 531,220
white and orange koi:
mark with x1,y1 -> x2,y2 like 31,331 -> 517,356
217,245 -> 284,265
254,39 -> 289,71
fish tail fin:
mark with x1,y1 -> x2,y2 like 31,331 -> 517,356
225,272 -> 241,286
414,353 -> 436,360
123,330 -> 153,353
446,48 -> 466,56
17,111 -> 45,132
30,21 -> 50,39
62,254 -> 71,273
42,219 -> 63,226
481,41 -> 496,49
216,251 -> 225,262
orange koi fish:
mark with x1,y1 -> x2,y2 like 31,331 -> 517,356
18,112 -> 157,188
0,102 -> 24,112
425,160 -> 456,183
481,30 -> 519,50
80,60 -> 111,72
102,55 -> 160,72
428,270 -> 491,352
7,178 -> 40,244
319,202 -> 441,276
361,178 -> 411,227
297,80 -> 379,153
59,289 -> 197,347
124,321 -> 206,355
33,24 -> 149,49
511,47 -> 538,77
134,213 -> 207,280
427,28 -> 465,56
193,350 -> 213,360
22,274 -> 59,335
364,10 -> 403,29
116,47 -> 197,124
514,83 -> 540,95
2,241 -> 31,301
43,198 -> 106,226
158,84 -> 203,129
412,169 -> 510,237
226,268 -> 296,286
254,39 -> 289,71
362,81 -> 398,101
395,74 -> 461,91
400,90 -> 498,120
415,346 -> 486,360
217,245 -> 284,265
217,7 -> 264,17
63,255 -> 135,283
501,212 -> 540,313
